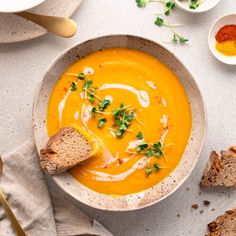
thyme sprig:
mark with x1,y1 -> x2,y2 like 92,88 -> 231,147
136,141 -> 164,158
112,104 -> 135,138
69,72 -> 86,91
135,0 -> 189,45
90,99 -> 111,128
154,17 -> 181,27
188,0 -> 202,9
136,0 -> 175,15
171,32 -> 188,44
154,17 -> 188,44
127,135 -> 171,176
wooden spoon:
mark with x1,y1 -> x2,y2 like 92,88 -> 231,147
15,12 -> 77,38
0,156 -> 26,236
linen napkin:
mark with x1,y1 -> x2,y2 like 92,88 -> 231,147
0,140 -> 113,236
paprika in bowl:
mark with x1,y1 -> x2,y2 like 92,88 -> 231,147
208,14 -> 236,65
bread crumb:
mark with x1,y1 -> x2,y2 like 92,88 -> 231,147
200,210 -> 204,214
192,204 -> 199,209
204,200 -> 210,206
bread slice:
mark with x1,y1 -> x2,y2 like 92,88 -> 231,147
40,127 -> 97,175
200,146 -> 236,187
207,209 -> 236,236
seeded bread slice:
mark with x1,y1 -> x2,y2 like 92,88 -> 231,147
207,209 -> 236,236
40,127 -> 93,175
200,146 -> 236,187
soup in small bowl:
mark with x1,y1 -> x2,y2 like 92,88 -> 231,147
33,35 -> 206,211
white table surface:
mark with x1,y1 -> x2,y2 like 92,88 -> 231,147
0,0 -> 236,235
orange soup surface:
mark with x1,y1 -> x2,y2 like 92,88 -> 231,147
47,48 -> 192,195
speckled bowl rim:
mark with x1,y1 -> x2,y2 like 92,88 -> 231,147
33,35 -> 207,211
174,0 -> 222,13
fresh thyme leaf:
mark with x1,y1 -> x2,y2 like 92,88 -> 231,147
116,129 -> 124,138
154,150 -> 163,158
189,0 -> 199,9
154,163 -> 160,171
154,141 -> 162,149
172,34 -> 178,44
127,111 -> 135,122
153,141 -> 163,158
145,148 -> 154,157
82,80 -> 101,104
136,131 -> 143,140
146,167 -> 152,176
71,82 -> 77,91
83,80 -> 93,90
135,0 -> 150,8
99,99 -> 111,111
154,17 -> 180,28
112,103 -> 125,119
116,123 -> 128,138
78,73 -> 86,80
88,94 -> 95,103
154,17 -> 164,27
164,0 -> 175,15
97,118 -> 107,128
120,123 -> 128,131
90,107 -> 97,117
171,32 -> 189,44
136,142 -> 148,152
112,104 -> 134,138
166,0 -> 175,9
179,36 -> 189,44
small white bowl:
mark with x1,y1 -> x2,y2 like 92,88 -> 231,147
0,0 -> 46,13
208,14 -> 236,65
175,0 -> 221,13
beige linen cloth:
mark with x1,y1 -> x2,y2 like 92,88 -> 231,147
0,140 -> 113,236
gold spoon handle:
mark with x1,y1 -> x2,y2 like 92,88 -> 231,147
15,12 -> 77,38
0,190 -> 26,236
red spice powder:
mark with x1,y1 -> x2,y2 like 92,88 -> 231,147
215,25 -> 236,43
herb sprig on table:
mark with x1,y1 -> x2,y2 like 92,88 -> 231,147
135,0 -> 188,44
154,17 -> 188,43
154,17 -> 181,27
154,17 -> 188,44
136,0 -> 175,15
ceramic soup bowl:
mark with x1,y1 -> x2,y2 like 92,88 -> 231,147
33,35 -> 206,211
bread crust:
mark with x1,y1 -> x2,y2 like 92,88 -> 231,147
207,209 -> 236,236
200,146 -> 236,187
40,127 -> 92,175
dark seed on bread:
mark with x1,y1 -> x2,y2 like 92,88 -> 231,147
200,146 -> 236,187
40,127 -> 93,175
192,204 -> 199,210
207,209 -> 236,236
